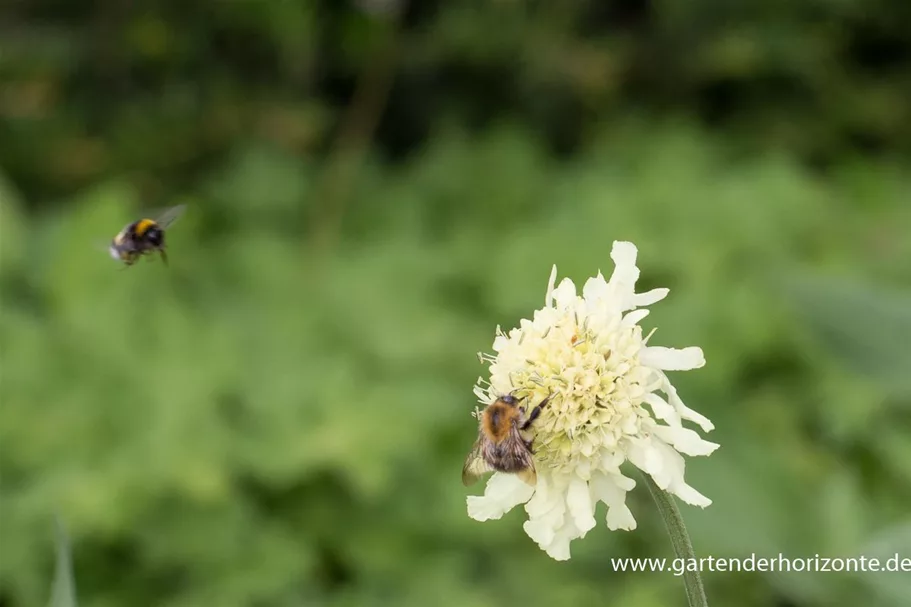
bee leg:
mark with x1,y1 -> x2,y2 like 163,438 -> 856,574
521,394 -> 552,430
159,248 -> 169,266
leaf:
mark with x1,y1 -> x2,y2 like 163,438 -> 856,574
784,273 -> 911,395
48,516 -> 78,607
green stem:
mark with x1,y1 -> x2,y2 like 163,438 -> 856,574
49,515 -> 78,607
641,472 -> 708,607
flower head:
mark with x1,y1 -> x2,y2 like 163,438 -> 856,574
468,241 -> 718,560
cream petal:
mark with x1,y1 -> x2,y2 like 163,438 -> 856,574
606,504 -> 638,531
591,472 -> 638,531
524,475 -> 563,519
523,487 -> 565,548
490,377 -> 514,397
466,473 -> 535,522
661,375 -> 714,432
640,346 -> 705,371
653,425 -> 719,456
492,334 -> 509,351
621,309 -> 650,329
620,414 -> 639,435
552,278 -> 578,310
650,439 -> 712,507
582,272 -> 609,302
544,544 -> 572,561
532,306 -> 562,331
579,439 -> 596,459
526,516 -> 577,561
523,515 -> 559,549
643,393 -> 682,426
612,472 -> 637,492
522,473 -> 599,560
629,287 -> 670,308
545,264 -> 558,307
607,241 -> 641,299
626,437 -> 665,478
609,241 -> 639,279
543,524 -> 579,561
572,454 -> 593,479
630,436 -> 678,490
673,483 -> 712,507
600,449 -> 626,470
566,478 -> 597,535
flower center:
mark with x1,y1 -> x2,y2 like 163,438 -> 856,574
485,309 -> 654,478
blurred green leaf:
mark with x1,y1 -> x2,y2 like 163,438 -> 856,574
785,274 -> 911,396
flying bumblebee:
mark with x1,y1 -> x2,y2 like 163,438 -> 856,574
108,204 -> 186,267
462,393 -> 552,487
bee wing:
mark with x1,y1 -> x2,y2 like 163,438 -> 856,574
461,437 -> 494,486
502,429 -> 538,487
149,204 -> 187,230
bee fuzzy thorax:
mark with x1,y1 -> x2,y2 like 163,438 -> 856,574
481,401 -> 519,443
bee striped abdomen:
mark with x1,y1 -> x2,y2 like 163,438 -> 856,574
482,435 -> 533,473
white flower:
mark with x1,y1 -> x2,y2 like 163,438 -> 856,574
467,241 -> 718,560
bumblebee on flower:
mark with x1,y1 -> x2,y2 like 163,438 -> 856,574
464,241 -> 719,561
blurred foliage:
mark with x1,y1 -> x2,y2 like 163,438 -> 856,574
785,274 -> 911,397
3,0 -> 911,206
2,125 -> 909,607
1,1 -> 911,607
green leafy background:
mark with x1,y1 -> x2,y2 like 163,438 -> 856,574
1,2 -> 910,606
